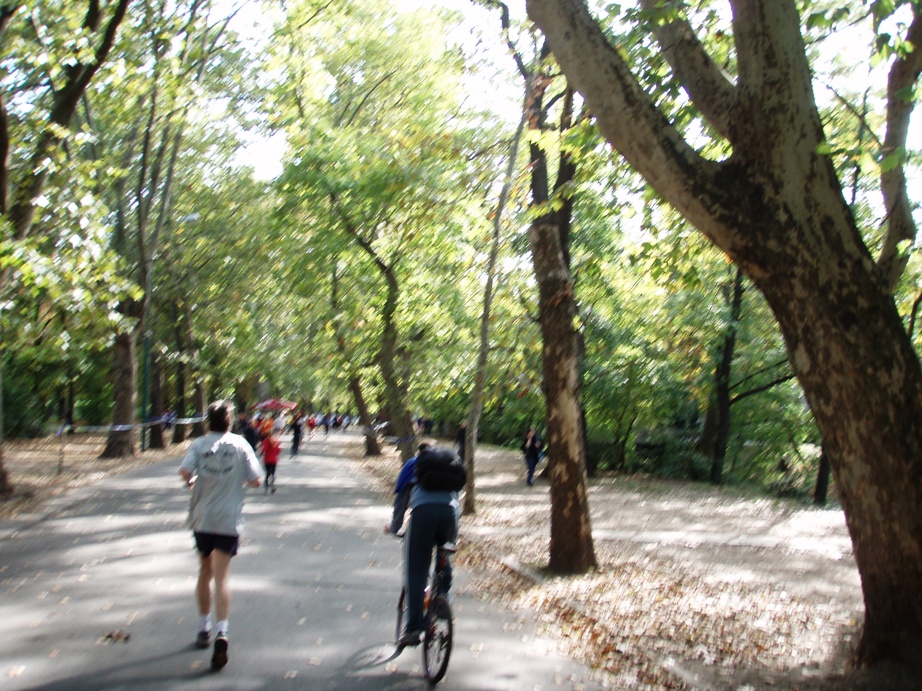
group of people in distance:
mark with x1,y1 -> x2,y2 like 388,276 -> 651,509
179,400 -> 544,672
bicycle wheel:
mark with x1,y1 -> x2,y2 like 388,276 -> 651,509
423,595 -> 452,683
395,587 -> 406,646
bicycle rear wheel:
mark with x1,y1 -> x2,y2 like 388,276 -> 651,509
395,587 -> 406,646
423,595 -> 452,683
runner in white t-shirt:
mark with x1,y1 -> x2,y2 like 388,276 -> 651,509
179,400 -> 262,671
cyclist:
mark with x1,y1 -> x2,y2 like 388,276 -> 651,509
386,443 -> 460,648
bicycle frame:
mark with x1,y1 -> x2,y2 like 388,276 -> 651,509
395,541 -> 456,684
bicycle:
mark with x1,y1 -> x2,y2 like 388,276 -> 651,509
395,541 -> 456,684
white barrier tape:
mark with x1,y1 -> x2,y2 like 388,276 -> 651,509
54,416 -> 206,436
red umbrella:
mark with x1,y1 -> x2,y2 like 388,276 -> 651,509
255,398 -> 297,411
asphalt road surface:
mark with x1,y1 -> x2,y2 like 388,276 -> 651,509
0,433 -> 606,690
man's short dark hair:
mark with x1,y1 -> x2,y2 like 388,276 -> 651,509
208,400 -> 234,432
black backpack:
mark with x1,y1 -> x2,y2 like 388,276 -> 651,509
415,446 -> 467,492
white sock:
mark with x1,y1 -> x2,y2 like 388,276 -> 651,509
216,619 -> 229,637
199,614 -> 211,632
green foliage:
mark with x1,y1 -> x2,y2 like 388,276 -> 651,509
0,0 -> 872,512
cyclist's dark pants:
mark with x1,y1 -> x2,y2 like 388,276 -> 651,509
404,502 -> 458,633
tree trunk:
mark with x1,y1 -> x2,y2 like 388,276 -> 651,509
701,267 -> 744,484
813,447 -> 831,506
171,370 -> 187,445
461,420 -> 477,515
463,70 -> 528,516
529,219 -> 596,573
522,62 -> 595,572
764,261 -> 922,662
331,263 -> 380,457
191,377 -> 205,438
349,376 -> 382,456
0,362 -> 10,497
0,453 -> 9,497
0,0 -> 132,483
98,329 -> 137,458
526,0 -> 922,660
334,199 -> 416,462
148,348 -> 165,449
171,304 -> 188,444
376,270 -> 416,462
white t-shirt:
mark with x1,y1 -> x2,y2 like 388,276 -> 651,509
180,432 -> 262,536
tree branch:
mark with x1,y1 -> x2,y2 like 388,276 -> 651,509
50,0 -> 130,127
727,0 -> 821,156
877,6 -> 922,292
488,0 -> 529,79
0,3 -> 20,45
730,373 -> 796,406
639,0 -> 736,139
0,92 -> 8,214
908,289 -> 922,341
525,0 -> 733,248
729,357 -> 789,392
7,0 -> 131,239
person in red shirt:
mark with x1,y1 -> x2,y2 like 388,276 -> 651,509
260,429 -> 281,493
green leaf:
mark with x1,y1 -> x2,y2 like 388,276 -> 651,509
880,148 -> 905,172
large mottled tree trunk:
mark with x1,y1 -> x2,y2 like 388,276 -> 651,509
98,329 -> 137,458
762,250 -> 922,663
527,0 -> 922,662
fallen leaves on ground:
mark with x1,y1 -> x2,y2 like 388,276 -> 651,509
351,442 -> 883,690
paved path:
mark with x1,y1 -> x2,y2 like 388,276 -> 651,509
0,434 -> 606,690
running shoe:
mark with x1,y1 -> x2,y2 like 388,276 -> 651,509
211,635 -> 228,670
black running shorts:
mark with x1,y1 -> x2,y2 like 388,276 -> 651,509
193,531 -> 239,557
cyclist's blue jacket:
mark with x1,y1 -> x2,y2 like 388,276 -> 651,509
389,456 -> 459,534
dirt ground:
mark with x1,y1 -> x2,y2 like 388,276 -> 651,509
0,434 -> 190,521
354,441 -> 917,691
2,432 -> 918,689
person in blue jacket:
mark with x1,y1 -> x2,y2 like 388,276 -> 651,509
385,443 -> 460,648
